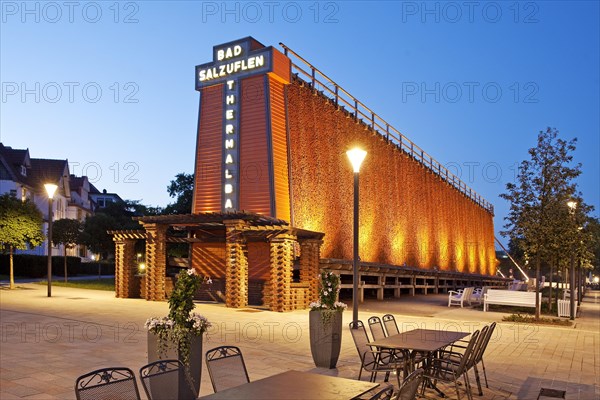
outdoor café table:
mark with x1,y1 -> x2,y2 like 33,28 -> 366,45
198,370 -> 379,400
368,328 -> 470,395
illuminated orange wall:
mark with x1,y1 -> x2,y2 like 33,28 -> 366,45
287,83 -> 496,275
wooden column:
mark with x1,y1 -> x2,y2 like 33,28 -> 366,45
299,239 -> 322,306
144,223 -> 168,301
224,220 -> 248,308
114,238 -> 137,298
269,234 -> 296,312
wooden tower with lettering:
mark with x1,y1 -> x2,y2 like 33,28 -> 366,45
193,37 -> 291,221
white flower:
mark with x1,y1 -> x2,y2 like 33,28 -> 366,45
186,268 -> 197,276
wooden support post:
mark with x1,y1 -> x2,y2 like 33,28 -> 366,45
224,220 -> 248,309
143,224 -> 167,301
269,234 -> 295,312
299,238 -> 323,306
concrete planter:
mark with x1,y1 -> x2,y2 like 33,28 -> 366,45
309,309 -> 343,368
147,331 -> 203,399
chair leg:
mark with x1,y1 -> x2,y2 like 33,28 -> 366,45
473,364 -> 483,395
464,371 -> 473,400
481,360 -> 489,388
358,366 -> 363,381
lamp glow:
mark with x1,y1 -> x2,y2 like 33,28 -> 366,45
44,183 -> 58,199
567,200 -> 577,210
346,148 -> 367,173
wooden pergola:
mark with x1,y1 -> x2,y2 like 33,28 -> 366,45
110,212 -> 324,312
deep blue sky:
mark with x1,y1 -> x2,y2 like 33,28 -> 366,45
1,1 -> 598,246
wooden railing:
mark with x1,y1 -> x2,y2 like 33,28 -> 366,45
280,42 -> 494,214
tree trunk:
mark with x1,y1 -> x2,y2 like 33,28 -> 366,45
535,254 -> 541,319
9,246 -> 15,290
548,255 -> 554,312
64,246 -> 68,283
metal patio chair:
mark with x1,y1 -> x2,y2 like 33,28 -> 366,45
474,322 -> 496,393
74,367 -> 141,400
368,316 -> 388,340
382,314 -> 400,336
396,368 -> 425,400
205,345 -> 250,392
366,384 -> 395,400
349,321 -> 405,383
139,359 -> 196,400
422,330 -> 481,400
443,322 -> 496,395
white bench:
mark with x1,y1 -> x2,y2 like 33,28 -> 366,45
448,287 -> 474,307
483,289 -> 541,313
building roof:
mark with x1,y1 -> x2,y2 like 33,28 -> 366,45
0,143 -> 31,184
29,158 -> 70,197
132,211 -> 325,240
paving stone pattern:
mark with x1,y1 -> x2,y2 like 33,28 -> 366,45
1,284 -> 598,399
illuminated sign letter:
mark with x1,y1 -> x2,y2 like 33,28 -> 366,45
226,110 -> 234,120
224,184 -> 233,194
225,139 -> 234,149
226,124 -> 234,134
226,95 -> 235,105
225,169 -> 233,179
224,199 -> 233,209
225,154 -> 233,164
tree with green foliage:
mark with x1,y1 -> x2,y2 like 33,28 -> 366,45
164,173 -> 194,215
500,127 -> 581,318
52,218 -> 83,282
80,213 -> 119,260
79,198 -> 163,260
0,194 -> 45,289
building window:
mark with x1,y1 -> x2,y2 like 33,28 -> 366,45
20,166 -> 27,176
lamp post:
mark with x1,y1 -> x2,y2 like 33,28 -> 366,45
346,148 -> 367,329
44,183 -> 58,297
567,200 -> 577,320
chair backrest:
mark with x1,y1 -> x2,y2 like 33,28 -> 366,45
205,346 -> 250,392
75,367 -> 141,400
349,320 -> 376,367
469,325 -> 489,368
382,314 -> 399,336
139,359 -> 196,400
368,385 -> 394,400
396,368 -> 424,400
475,322 -> 496,364
368,316 -> 387,340
454,330 -> 480,375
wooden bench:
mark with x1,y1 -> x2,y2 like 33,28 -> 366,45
483,289 -> 541,313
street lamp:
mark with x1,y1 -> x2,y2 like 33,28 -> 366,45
567,200 -> 577,320
44,183 -> 58,297
346,148 -> 367,329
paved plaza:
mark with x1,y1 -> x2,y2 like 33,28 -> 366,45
1,283 -> 598,399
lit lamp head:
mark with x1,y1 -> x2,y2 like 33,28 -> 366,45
44,183 -> 58,199
346,148 -> 367,173
567,200 -> 577,211
139,263 -> 146,272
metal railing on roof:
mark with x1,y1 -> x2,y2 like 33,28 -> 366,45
279,42 -> 494,215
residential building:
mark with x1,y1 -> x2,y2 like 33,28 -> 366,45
89,183 -> 123,208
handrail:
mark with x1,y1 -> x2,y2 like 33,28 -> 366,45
279,42 -> 494,214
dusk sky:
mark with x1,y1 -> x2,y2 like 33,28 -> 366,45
1,1 -> 598,246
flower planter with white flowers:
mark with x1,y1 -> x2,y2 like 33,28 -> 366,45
145,268 -> 211,398
309,271 -> 347,369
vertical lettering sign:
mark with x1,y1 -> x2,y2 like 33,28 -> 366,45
195,38 -> 273,211
223,79 -> 239,210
